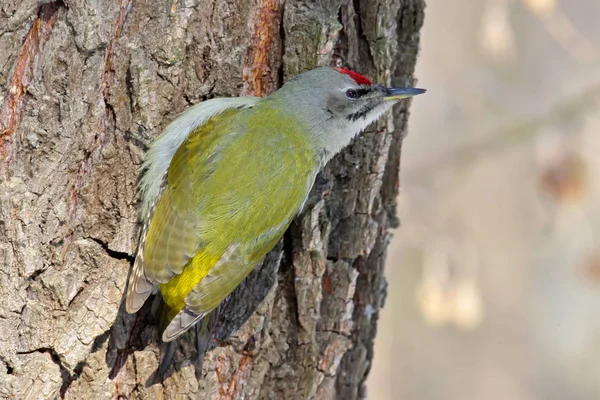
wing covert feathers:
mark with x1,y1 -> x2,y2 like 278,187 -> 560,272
184,243 -> 245,314
142,190 -> 201,283
139,97 -> 258,219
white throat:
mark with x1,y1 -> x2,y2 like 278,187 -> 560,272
311,101 -> 395,166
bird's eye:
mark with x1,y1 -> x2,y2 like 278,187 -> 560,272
345,89 -> 358,99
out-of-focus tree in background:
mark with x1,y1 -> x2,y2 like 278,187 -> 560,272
369,0 -> 600,399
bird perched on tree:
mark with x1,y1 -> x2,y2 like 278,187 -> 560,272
125,67 -> 424,344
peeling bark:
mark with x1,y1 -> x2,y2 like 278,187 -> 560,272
0,0 -> 424,399
0,2 -> 59,175
242,0 -> 283,96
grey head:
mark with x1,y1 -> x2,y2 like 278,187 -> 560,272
266,67 -> 425,164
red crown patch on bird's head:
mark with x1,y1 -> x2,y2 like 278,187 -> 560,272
336,68 -> 372,86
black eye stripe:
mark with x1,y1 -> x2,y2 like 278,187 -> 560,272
346,87 -> 371,99
356,88 -> 370,97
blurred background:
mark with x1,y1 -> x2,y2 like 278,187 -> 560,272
368,0 -> 600,399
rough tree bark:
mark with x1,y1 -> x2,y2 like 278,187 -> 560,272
0,0 -> 424,398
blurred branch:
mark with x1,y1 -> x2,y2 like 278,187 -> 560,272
523,0 -> 600,64
405,83 -> 600,179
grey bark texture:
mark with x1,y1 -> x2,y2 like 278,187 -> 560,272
0,0 -> 424,398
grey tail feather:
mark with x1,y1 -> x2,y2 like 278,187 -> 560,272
156,317 -> 210,379
156,309 -> 216,380
159,341 -> 176,378
157,314 -> 213,379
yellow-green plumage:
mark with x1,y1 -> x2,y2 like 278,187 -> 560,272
142,104 -> 316,335
125,67 -> 425,345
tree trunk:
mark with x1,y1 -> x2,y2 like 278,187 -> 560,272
0,0 -> 424,398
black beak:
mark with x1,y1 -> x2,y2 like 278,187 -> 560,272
373,84 -> 426,100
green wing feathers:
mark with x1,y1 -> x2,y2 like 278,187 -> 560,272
143,190 -> 201,282
126,103 -> 318,341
